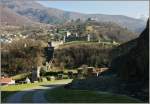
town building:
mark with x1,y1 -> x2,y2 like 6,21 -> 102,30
0,77 -> 15,85
77,66 -> 109,78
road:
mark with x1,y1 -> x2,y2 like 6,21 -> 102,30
6,85 -> 58,103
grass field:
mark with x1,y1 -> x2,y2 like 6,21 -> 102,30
1,79 -> 73,102
1,79 -> 143,103
64,41 -> 97,45
62,41 -> 119,46
45,87 -> 143,103
58,41 -> 117,50
0,79 -> 72,91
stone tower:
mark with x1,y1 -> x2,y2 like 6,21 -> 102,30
87,34 -> 90,42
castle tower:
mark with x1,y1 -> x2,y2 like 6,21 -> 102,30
63,35 -> 66,43
87,34 -> 90,42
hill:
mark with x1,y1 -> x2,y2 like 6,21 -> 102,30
67,20 -> 149,102
0,0 -> 146,33
62,21 -> 138,43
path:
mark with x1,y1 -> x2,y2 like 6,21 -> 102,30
32,85 -> 55,103
6,85 -> 58,103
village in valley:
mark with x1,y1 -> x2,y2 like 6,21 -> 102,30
0,18 -> 115,85
0,0 -> 149,103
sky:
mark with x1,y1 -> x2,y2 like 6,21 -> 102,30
37,1 -> 149,19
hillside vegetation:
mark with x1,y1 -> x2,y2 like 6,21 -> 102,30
54,42 -> 116,69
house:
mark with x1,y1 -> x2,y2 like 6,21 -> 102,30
66,31 -> 71,37
94,67 -> 109,76
84,67 -> 109,77
0,77 -> 15,85
77,66 -> 109,78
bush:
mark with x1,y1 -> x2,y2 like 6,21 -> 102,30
46,76 -> 51,81
44,71 -> 63,76
46,76 -> 55,81
63,75 -> 69,79
40,69 -> 47,76
41,77 -> 47,82
57,74 -> 63,80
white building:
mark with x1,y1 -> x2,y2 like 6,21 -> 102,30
66,31 -> 71,37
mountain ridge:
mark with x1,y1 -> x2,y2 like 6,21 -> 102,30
0,0 -> 147,33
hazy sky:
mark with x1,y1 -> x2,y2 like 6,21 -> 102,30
37,1 -> 149,19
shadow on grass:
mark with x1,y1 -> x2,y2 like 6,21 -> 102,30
1,84 -> 64,103
1,91 -> 19,103
1,84 -> 144,103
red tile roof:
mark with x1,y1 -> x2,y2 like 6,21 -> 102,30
0,77 -> 12,83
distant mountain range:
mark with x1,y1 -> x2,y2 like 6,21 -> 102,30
0,0 -> 147,33
0,6 -> 34,26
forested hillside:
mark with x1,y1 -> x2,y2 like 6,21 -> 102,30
54,42 -> 116,69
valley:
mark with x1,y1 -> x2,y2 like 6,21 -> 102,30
0,0 -> 149,103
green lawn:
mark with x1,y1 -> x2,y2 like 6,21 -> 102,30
45,87 -> 143,103
1,83 -> 41,91
1,79 -> 73,102
58,41 -> 116,50
0,79 -> 72,91
1,79 -> 143,103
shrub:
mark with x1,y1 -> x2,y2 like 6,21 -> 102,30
46,76 -> 55,81
63,75 -> 69,79
44,71 -> 63,76
41,77 -> 47,82
46,76 -> 51,81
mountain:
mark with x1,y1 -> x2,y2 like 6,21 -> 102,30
0,5 -> 32,26
0,5 -> 53,28
0,0 -> 147,33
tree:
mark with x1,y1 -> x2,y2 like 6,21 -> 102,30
1,39 -> 46,75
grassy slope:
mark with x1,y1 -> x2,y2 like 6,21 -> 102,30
58,41 -> 117,49
45,87 -> 143,103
